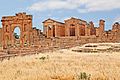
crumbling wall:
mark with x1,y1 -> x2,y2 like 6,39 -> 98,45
39,32 -> 120,50
0,28 -> 2,47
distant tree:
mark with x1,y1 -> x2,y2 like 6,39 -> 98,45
14,33 -> 19,39
33,27 -> 37,29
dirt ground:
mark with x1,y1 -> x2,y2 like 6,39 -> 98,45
0,44 -> 120,80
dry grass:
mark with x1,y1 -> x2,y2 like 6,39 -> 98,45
0,49 -> 120,80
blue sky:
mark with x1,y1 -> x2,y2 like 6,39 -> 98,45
0,0 -> 120,31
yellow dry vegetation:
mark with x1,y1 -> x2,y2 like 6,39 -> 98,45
0,49 -> 120,80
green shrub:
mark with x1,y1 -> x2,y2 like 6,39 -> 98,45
39,56 -> 46,61
77,72 -> 91,80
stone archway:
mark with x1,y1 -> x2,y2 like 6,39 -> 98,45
13,27 -> 21,47
1,12 -> 32,49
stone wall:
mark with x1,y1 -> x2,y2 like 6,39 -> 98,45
38,32 -> 120,51
39,36 -> 102,50
0,28 -> 2,47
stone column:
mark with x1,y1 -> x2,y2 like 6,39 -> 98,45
2,24 -> 6,49
55,25 -> 57,37
65,24 -> 69,36
11,28 -> 14,47
77,24 -> 80,37
21,33 -> 24,48
67,26 -> 70,36
43,25 -> 47,35
75,26 -> 77,36
99,19 -> 105,35
28,23 -> 31,46
47,26 -> 49,38
51,26 -> 53,37
20,25 -> 24,48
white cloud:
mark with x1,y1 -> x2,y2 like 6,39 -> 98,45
28,0 -> 85,11
114,17 -> 120,23
84,0 -> 120,12
28,0 -> 120,13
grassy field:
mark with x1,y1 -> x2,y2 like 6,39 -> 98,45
0,49 -> 120,80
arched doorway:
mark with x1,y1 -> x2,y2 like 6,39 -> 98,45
13,27 -> 21,47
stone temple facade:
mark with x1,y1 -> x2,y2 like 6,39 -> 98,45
43,17 -> 120,43
43,17 -> 105,38
0,12 -> 120,50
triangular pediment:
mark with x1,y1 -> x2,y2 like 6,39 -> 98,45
43,18 -> 64,24
64,17 -> 87,23
42,18 -> 56,23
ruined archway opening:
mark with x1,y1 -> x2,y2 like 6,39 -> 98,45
14,27 -> 20,39
13,27 -> 21,47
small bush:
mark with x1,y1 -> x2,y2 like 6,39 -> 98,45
77,72 -> 91,80
39,56 -> 46,60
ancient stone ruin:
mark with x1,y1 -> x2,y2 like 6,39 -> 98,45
0,12 -> 120,52
43,17 -> 120,41
0,12 -> 42,49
